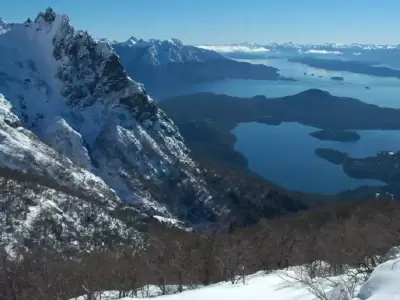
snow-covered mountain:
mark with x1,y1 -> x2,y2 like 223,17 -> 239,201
71,255 -> 400,300
311,42 -> 400,50
0,8 -> 225,249
112,36 -> 225,65
202,42 -> 400,52
110,37 -> 283,86
197,43 -> 270,53
199,42 -> 400,68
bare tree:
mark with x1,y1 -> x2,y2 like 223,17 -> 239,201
281,263 -> 359,300
145,227 -> 176,295
216,232 -> 252,284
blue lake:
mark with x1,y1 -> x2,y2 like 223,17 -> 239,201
154,58 -> 400,193
152,58 -> 400,108
233,122 -> 400,194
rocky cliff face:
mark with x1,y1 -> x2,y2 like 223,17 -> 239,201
0,8 -> 218,251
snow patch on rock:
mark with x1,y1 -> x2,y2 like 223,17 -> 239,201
43,116 -> 92,168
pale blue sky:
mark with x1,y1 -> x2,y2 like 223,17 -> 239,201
1,0 -> 399,45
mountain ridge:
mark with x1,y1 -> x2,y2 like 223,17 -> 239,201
111,36 -> 226,66
199,42 -> 400,51
110,36 -> 286,85
0,7 -> 222,245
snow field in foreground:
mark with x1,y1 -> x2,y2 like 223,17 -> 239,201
71,258 -> 400,300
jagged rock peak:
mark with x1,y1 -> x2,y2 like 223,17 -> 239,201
127,36 -> 138,42
35,7 -> 57,23
169,38 -> 183,46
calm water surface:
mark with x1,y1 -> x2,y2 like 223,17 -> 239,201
155,58 -> 400,193
152,58 -> 400,108
233,122 -> 400,194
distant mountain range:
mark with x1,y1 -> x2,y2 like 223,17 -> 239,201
103,37 -> 288,86
101,37 -> 400,76
198,42 -> 400,53
197,42 -> 400,68
105,36 -> 224,64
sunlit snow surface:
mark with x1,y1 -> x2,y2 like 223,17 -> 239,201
71,257 -> 400,300
304,49 -> 343,55
70,270 -> 349,300
356,258 -> 400,300
197,45 -> 270,53
69,272 -> 310,300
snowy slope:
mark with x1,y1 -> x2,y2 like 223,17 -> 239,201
0,174 -> 142,255
0,8 -> 217,227
71,259 -> 400,300
356,258 -> 400,300
140,273 -> 316,300
0,93 -> 143,252
70,270 -> 355,300
0,94 -> 115,199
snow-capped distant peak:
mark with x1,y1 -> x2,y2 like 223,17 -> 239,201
127,35 -> 137,42
305,49 -> 343,55
169,38 -> 183,46
113,36 -> 184,48
119,36 -> 138,47
197,44 -> 270,53
198,41 -> 400,53
96,37 -> 118,45
112,36 -> 226,65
